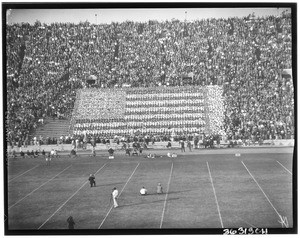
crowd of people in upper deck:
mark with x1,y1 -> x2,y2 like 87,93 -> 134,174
6,11 -> 294,147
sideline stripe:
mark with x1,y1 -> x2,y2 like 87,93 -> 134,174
206,162 -> 224,228
8,165 -> 39,182
159,162 -> 173,229
8,165 -> 72,210
241,161 -> 282,218
98,163 -> 140,229
277,161 -> 292,175
38,163 -> 107,230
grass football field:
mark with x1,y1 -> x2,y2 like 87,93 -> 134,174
6,147 -> 294,234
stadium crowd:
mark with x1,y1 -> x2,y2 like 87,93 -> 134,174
6,12 -> 294,147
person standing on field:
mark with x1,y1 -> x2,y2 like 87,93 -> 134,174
75,138 -> 79,151
67,216 -> 75,229
157,183 -> 163,194
46,152 -> 51,166
91,145 -> 96,157
88,174 -> 96,187
42,149 -> 46,159
187,140 -> 192,151
50,148 -> 55,159
112,187 -> 119,208
180,140 -> 185,152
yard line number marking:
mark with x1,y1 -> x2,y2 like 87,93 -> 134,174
206,161 -> 224,228
8,165 -> 39,183
276,161 -> 292,175
159,162 -> 174,229
38,163 -> 107,230
98,163 -> 140,229
9,165 -> 72,210
241,161 -> 288,227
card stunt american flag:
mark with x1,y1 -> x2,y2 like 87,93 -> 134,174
72,86 -> 224,137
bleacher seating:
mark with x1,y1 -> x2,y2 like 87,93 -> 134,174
31,117 -> 70,141
6,12 -> 294,145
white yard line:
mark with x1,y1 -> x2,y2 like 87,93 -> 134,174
241,161 -> 282,219
206,161 -> 224,228
98,163 -> 140,229
38,163 -> 107,230
8,165 -> 39,182
277,161 -> 292,175
159,162 -> 173,229
9,165 -> 72,210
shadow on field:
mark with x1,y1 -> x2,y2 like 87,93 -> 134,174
121,197 -> 180,208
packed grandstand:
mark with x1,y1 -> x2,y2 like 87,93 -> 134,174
6,11 -> 294,146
